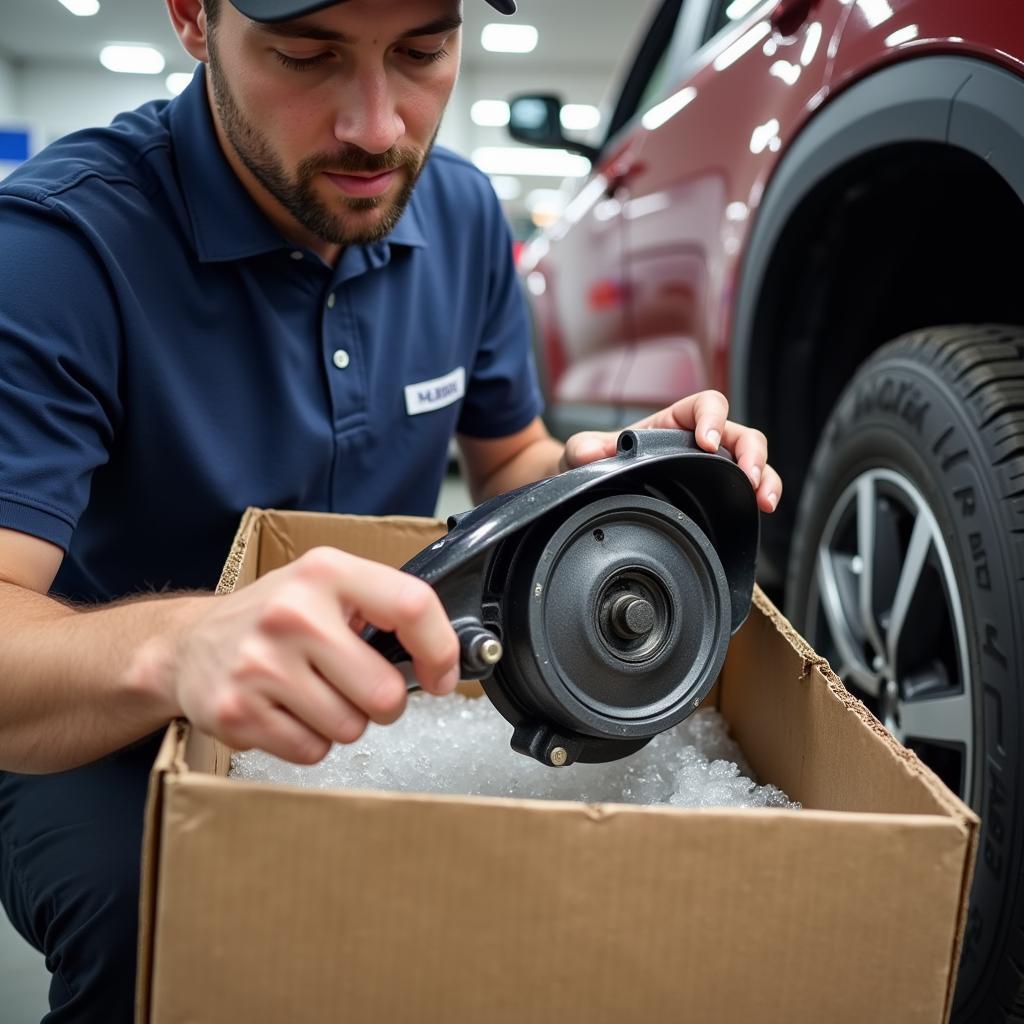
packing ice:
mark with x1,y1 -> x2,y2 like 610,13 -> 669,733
230,693 -> 800,810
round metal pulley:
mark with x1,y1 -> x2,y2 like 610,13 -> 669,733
485,493 -> 733,764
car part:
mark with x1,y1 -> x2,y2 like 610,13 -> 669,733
784,326 -> 1024,1020
366,429 -> 758,766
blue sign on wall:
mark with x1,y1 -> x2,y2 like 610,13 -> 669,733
0,129 -> 30,163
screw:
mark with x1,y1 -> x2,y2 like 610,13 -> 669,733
550,747 -> 568,766
478,638 -> 503,665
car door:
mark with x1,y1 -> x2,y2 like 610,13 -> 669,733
519,0 -> 689,438
616,0 -> 847,413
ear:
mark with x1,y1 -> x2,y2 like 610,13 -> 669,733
166,0 -> 211,63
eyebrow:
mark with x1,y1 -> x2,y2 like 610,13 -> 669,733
259,14 -> 463,44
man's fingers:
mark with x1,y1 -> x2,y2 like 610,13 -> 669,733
626,390 -> 730,452
562,430 -> 617,470
213,689 -> 333,765
758,463 -> 783,513
290,548 -> 460,696
689,391 -> 731,452
306,625 -> 412,725
722,420 -> 768,490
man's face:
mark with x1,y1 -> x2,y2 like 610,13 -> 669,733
205,0 -> 462,247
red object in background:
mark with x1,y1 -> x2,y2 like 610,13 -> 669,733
513,4 -> 1024,1021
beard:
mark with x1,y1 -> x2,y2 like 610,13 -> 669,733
206,44 -> 435,246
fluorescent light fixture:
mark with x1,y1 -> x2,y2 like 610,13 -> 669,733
560,104 -> 601,132
641,86 -> 697,131
481,23 -> 538,53
713,20 -> 771,71
471,146 -> 590,178
100,45 -> 166,75
884,24 -> 918,46
471,100 -> 511,127
165,72 -> 192,96
57,0 -> 100,14
489,175 -> 521,200
724,0 -> 762,20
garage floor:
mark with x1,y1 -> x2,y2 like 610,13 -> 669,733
0,470 -> 473,1023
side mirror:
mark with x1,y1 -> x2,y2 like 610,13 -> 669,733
508,93 -> 599,162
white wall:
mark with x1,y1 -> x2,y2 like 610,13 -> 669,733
17,62 -> 185,146
0,55 -> 17,120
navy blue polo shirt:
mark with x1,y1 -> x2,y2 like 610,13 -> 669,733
0,71 -> 540,602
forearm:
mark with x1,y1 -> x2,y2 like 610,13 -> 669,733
0,583 -> 209,773
470,436 -> 565,503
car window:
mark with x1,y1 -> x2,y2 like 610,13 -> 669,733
603,0 -> 686,144
703,0 -> 765,44
635,45 -> 676,120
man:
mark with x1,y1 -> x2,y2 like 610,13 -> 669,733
0,0 -> 782,1019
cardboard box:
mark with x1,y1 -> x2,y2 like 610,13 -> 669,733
136,508 -> 978,1024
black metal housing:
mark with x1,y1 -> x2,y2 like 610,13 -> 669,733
365,429 -> 759,766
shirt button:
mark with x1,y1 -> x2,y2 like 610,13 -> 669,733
290,251 -> 304,261
327,292 -> 336,309
332,349 -> 350,369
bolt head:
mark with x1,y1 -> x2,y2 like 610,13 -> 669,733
550,746 -> 568,766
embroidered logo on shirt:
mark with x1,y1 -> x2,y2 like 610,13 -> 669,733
404,367 -> 466,416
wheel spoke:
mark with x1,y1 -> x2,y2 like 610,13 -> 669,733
885,513 -> 933,671
815,547 -> 880,696
900,691 -> 972,748
856,477 -> 887,664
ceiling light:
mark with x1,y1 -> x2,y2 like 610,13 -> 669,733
560,105 -> 601,132
489,176 -> 522,200
57,0 -> 100,14
471,146 -> 590,178
166,72 -> 193,96
471,100 -> 511,127
481,24 -> 538,53
100,45 -> 166,75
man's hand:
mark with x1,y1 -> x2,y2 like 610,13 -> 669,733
559,390 -> 783,514
137,547 -> 461,765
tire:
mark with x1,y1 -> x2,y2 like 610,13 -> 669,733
784,325 -> 1024,1022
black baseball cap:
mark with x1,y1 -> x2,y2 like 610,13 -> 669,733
229,0 -> 516,20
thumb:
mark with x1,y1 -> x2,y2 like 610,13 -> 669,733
560,431 -> 617,471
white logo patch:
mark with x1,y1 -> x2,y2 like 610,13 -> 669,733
404,366 -> 466,416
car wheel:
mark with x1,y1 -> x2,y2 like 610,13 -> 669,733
784,325 -> 1024,1022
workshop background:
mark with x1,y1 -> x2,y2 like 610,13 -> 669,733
0,0 -> 654,1014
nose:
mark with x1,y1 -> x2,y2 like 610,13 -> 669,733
333,66 -> 405,155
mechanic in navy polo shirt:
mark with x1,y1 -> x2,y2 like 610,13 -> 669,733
0,0 -> 783,1019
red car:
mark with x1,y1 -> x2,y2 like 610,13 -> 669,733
509,0 -> 1024,1018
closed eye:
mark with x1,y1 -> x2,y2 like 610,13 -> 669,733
274,50 -> 334,71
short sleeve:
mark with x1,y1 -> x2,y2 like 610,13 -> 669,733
456,187 -> 543,439
0,194 -> 122,550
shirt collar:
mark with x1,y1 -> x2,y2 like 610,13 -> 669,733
169,68 -> 428,264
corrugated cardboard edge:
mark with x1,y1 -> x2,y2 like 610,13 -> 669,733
215,506 -> 263,595
751,587 -> 980,1022
135,720 -> 189,1024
